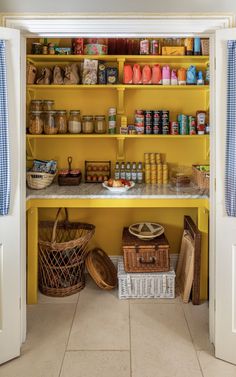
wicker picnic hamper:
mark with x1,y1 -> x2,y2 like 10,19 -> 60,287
38,208 -> 95,297
192,165 -> 209,190
122,227 -> 170,273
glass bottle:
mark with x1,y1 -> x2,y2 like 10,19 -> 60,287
120,162 -> 126,180
55,110 -> 67,134
137,162 -> 144,183
43,110 -> 57,134
94,115 -> 106,134
114,162 -> 120,180
29,111 -> 43,134
82,115 -> 94,134
125,162 -> 131,181
131,162 -> 137,182
68,110 -> 81,134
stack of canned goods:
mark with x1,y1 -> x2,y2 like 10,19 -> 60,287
135,110 -> 170,135
144,153 -> 169,185
170,114 -> 197,135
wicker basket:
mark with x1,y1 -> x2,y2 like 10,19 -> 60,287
122,227 -> 170,273
27,171 -> 57,190
118,258 -> 175,299
192,165 -> 209,190
86,248 -> 117,290
38,208 -> 95,297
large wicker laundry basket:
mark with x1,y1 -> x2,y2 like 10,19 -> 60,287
38,208 -> 95,297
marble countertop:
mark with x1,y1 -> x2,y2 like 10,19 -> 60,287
26,183 -> 209,200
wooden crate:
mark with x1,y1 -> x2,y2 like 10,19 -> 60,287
122,227 -> 170,273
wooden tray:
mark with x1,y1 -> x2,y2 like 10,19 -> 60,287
58,173 -> 82,186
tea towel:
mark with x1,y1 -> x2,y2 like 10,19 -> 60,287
0,40 -> 10,215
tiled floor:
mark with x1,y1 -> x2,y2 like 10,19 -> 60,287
1,278 -> 236,377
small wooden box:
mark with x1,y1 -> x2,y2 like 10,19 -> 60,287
122,227 -> 170,273
162,46 -> 185,56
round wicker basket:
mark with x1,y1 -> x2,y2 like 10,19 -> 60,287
27,171 -> 57,190
86,248 -> 117,290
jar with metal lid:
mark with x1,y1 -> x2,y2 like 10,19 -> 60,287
42,100 -> 54,111
68,110 -> 81,134
82,115 -> 94,134
30,100 -> 43,111
31,42 -> 43,55
55,110 -> 68,134
94,115 -> 106,134
29,111 -> 44,134
43,110 -> 58,134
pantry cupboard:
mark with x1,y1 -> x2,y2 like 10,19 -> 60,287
0,14 -> 236,366
25,40 -> 210,304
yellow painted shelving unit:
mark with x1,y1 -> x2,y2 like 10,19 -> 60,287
26,51 -> 210,304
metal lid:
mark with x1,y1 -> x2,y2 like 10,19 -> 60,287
56,110 -> 67,114
70,110 -> 80,114
95,115 -> 105,119
29,110 -> 43,115
31,99 -> 43,103
82,115 -> 93,120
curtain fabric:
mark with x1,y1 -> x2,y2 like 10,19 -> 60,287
0,40 -> 10,216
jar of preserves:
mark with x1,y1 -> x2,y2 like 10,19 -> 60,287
94,115 -> 106,134
55,110 -> 67,134
30,100 -> 43,111
43,110 -> 58,134
42,100 -> 54,111
68,110 -> 81,134
82,115 -> 94,134
29,111 -> 44,134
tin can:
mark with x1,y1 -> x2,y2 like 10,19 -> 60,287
144,110 -> 153,125
170,121 -> 179,135
185,38 -> 194,55
153,124 -> 162,134
178,114 -> 189,135
153,110 -> 162,125
188,116 -> 196,135
150,40 -> 159,55
140,39 -> 149,55
134,110 -> 144,134
161,110 -> 169,126
162,124 -> 169,135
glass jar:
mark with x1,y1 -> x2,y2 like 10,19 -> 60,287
94,115 -> 106,134
43,110 -> 58,134
68,110 -> 81,134
55,110 -> 67,134
42,100 -> 54,111
82,115 -> 94,134
29,111 -> 43,134
30,100 -> 43,111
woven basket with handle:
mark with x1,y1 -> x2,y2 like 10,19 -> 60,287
38,208 -> 95,297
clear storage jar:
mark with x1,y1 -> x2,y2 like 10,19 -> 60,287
30,100 -> 43,111
55,110 -> 68,134
94,115 -> 106,134
82,115 -> 94,134
29,111 -> 44,134
68,110 -> 81,134
43,110 -> 58,134
42,100 -> 54,111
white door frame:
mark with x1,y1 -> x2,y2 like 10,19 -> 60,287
2,12 -> 233,349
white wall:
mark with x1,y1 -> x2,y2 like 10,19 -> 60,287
0,0 -> 236,13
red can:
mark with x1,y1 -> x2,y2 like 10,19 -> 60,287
170,121 -> 179,135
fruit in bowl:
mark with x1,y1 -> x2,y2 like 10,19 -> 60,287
106,178 -> 131,188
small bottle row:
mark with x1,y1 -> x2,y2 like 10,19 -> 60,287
114,161 -> 144,184
123,64 -> 209,85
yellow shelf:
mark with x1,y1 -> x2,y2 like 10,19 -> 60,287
26,134 -> 209,140
27,54 -> 209,64
27,84 -> 209,91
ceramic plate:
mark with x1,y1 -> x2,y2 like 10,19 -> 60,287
102,181 -> 135,192
129,222 -> 164,240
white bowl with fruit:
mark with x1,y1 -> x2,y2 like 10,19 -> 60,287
102,178 -> 135,192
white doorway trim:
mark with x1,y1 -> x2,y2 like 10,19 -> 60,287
2,12 -> 233,351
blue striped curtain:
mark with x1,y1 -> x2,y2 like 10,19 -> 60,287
0,40 -> 10,216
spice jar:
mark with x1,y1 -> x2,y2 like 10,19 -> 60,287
43,110 -> 58,134
82,115 -> 94,134
55,110 -> 67,134
30,100 -> 43,111
42,100 -> 54,111
94,115 -> 106,134
29,111 -> 44,134
68,110 -> 81,134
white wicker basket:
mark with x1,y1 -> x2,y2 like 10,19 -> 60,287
118,258 -> 175,299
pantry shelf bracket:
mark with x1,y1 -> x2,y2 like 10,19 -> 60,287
26,138 -> 36,160
116,136 -> 125,161
117,58 -> 125,84
117,87 -> 125,114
